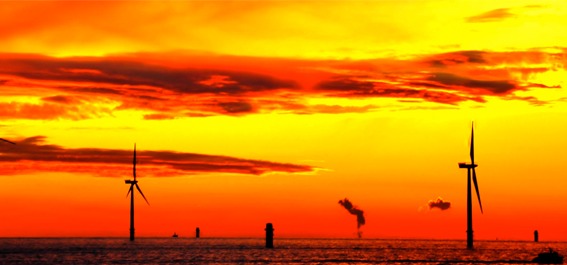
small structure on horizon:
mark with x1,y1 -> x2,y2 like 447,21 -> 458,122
534,230 -> 539,242
172,232 -> 178,238
196,227 -> 200,238
265,223 -> 274,248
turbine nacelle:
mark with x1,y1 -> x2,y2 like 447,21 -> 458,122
125,180 -> 137,184
458,163 -> 477,169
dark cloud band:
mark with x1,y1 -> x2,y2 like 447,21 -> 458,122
0,136 -> 313,177
0,49 -> 560,119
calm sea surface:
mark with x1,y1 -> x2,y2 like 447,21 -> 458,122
0,238 -> 564,264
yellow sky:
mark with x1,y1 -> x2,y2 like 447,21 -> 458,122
1,1 -> 565,58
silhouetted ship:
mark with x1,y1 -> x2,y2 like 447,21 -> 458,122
532,248 -> 563,264
172,232 -> 178,238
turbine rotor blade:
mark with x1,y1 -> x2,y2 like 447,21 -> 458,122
135,183 -> 150,205
470,123 -> 475,165
0,138 -> 15,145
126,185 -> 132,198
133,144 -> 137,180
472,167 -> 483,214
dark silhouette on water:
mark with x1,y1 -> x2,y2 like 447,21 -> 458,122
458,123 -> 483,249
428,197 -> 451,210
125,144 -> 150,241
172,232 -> 178,238
0,138 -> 15,145
534,230 -> 539,242
265,223 -> 274,248
196,227 -> 200,238
532,248 -> 563,264
338,198 -> 366,238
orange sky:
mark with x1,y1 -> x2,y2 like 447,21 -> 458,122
1,0 -> 567,241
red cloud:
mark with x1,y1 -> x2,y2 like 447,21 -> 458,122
0,49 -> 561,119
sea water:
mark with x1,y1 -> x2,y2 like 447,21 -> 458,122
0,238 -> 564,264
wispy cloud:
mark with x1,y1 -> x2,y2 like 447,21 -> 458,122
426,73 -> 516,94
0,101 -> 112,120
467,8 -> 515,23
466,5 -> 546,23
0,136 -> 314,177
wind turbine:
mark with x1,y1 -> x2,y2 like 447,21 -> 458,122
125,143 -> 149,241
458,123 -> 483,249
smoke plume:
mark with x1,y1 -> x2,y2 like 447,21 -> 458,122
338,198 -> 366,238
428,197 -> 451,210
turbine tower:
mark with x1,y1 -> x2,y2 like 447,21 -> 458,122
125,144 -> 149,241
458,123 -> 483,249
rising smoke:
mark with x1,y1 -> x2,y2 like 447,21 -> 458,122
428,197 -> 451,210
338,198 -> 366,238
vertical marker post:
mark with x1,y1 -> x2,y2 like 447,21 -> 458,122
265,223 -> 274,248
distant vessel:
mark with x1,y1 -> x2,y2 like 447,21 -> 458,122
172,232 -> 178,238
532,248 -> 563,264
